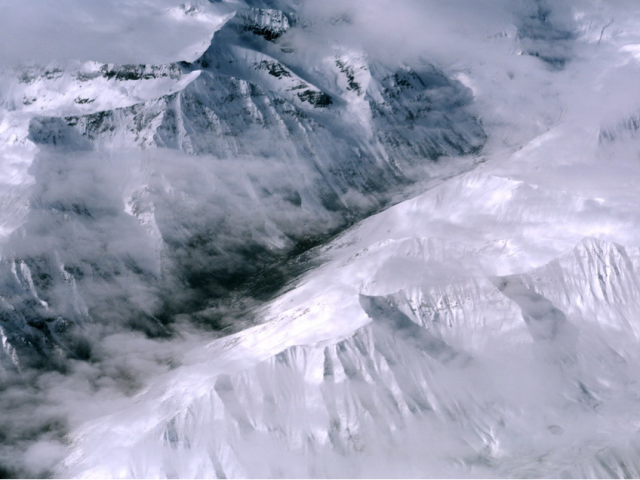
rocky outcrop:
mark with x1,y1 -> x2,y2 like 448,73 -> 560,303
0,1 -> 485,373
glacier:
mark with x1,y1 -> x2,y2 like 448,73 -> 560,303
2,0 -> 640,478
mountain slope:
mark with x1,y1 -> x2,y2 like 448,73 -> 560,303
0,1 -> 486,377
5,0 -> 640,478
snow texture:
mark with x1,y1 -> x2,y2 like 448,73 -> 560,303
3,0 -> 640,478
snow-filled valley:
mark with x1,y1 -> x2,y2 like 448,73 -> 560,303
2,0 -> 640,478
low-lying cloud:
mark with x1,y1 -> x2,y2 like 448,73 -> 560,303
0,0 -> 230,65
4,0 -> 640,477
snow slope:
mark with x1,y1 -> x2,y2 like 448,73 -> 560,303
4,0 -> 640,478
58,168 -> 640,477
54,1 -> 640,478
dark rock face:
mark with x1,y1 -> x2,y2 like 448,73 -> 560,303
0,0 -> 486,374
238,7 -> 293,41
517,0 -> 574,70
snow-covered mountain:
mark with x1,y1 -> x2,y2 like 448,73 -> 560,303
57,165 -> 640,477
0,0 -> 485,376
3,0 -> 640,478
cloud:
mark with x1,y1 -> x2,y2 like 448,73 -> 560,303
297,0 -> 519,65
0,0 -> 232,65
0,326 -> 207,477
5,0 -> 640,477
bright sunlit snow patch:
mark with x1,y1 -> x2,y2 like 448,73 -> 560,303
620,44 -> 640,62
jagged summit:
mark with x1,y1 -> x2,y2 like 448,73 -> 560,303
0,0 -> 485,374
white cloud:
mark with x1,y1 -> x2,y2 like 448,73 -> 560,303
0,0 -> 234,65
6,0 -> 640,477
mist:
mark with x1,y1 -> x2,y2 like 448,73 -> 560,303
0,0 -> 233,65
2,0 -> 640,478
